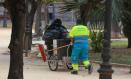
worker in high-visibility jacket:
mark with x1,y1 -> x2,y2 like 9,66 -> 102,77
69,19 -> 92,74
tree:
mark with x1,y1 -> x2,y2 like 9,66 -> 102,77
24,0 -> 42,54
61,0 -> 105,52
62,0 -> 122,24
35,3 -> 42,37
5,0 -> 26,79
61,0 -> 104,25
61,0 -> 123,51
24,0 -> 59,53
122,0 -> 131,48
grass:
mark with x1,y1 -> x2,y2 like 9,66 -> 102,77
89,39 -> 130,65
89,40 -> 128,48
111,40 -> 128,48
89,40 -> 131,65
89,51 -> 131,65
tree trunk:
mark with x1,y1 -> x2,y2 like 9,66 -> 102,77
80,2 -> 92,25
24,0 -> 40,52
35,3 -> 42,37
122,0 -> 131,48
5,0 -> 26,79
128,37 -> 131,48
80,5 -> 87,25
44,4 -> 49,26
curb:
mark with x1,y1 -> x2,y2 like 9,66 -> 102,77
93,61 -> 131,73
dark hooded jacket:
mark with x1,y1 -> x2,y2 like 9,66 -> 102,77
42,19 -> 68,44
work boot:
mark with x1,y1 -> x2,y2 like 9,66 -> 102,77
67,65 -> 73,70
85,64 -> 93,74
71,70 -> 78,75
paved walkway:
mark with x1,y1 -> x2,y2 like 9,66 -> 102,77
0,28 -> 131,79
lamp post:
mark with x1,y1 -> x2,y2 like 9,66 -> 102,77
98,0 -> 113,79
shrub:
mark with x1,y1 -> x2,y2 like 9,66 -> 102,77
90,30 -> 103,53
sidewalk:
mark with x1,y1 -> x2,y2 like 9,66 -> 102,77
0,28 -> 131,79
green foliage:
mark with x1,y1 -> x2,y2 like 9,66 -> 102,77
112,0 -> 123,22
89,15 -> 104,53
59,0 -> 81,13
61,0 -> 122,22
90,29 -> 103,53
60,0 -> 103,16
42,0 -> 61,5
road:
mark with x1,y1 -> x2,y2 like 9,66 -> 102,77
0,28 -> 131,79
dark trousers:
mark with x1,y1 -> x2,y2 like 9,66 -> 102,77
45,39 -> 53,56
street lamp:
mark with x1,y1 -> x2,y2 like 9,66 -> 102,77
98,0 -> 114,79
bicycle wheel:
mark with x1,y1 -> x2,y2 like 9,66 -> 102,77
48,55 -> 58,71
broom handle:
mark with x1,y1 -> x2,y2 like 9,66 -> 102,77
47,44 -> 72,52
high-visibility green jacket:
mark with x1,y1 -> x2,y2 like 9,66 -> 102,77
69,25 -> 90,38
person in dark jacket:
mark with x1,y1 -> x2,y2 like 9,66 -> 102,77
43,19 -> 68,56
